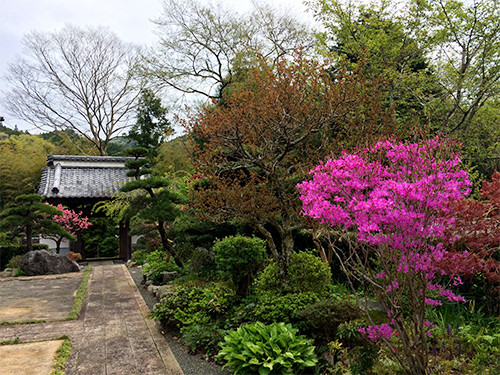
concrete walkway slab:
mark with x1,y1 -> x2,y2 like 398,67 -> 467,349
0,265 -> 183,375
0,272 -> 83,322
0,339 -> 64,375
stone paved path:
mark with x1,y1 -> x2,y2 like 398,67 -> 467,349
0,264 -> 184,375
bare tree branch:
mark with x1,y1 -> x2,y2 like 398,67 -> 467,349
143,0 -> 315,100
2,25 -> 145,155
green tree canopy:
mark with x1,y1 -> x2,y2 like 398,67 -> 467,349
0,134 -> 55,210
155,135 -> 192,177
126,89 -> 174,160
309,0 -> 500,171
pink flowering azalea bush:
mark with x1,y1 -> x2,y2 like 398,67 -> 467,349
297,137 -> 470,375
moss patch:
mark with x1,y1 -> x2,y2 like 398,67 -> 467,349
67,266 -> 91,320
0,319 -> 47,326
0,338 -> 22,345
51,336 -> 72,375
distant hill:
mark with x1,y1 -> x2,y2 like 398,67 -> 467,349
0,123 -> 191,169
107,136 -> 136,156
0,124 -> 25,138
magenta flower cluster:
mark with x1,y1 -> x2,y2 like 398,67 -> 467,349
359,323 -> 395,341
297,138 -> 470,280
298,138 -> 470,251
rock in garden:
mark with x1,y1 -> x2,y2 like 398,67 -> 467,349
161,271 -> 178,284
126,260 -> 137,268
0,268 -> 13,278
152,285 -> 160,295
20,250 -> 80,276
359,299 -> 386,312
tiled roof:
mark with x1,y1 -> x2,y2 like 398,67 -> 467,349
46,155 -> 133,165
38,155 -> 134,199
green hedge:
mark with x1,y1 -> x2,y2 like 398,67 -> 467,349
255,251 -> 332,296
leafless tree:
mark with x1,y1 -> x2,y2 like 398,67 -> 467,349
2,25 -> 144,155
143,0 -> 315,100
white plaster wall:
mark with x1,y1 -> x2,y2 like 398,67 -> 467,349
39,236 -> 71,255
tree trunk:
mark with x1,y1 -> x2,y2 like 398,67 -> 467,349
157,220 -> 183,269
26,225 -> 33,252
256,223 -> 295,288
56,237 -> 63,254
277,230 -> 294,288
312,232 -> 328,263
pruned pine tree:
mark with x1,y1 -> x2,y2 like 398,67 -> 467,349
120,147 -> 185,268
0,194 -> 75,252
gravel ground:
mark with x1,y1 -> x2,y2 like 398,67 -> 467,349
128,267 -> 231,375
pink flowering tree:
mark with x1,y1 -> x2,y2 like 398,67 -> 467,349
297,137 -> 471,375
44,204 -> 92,254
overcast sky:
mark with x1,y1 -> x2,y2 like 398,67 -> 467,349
0,0 -> 314,133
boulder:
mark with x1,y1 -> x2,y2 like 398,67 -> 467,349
152,285 -> 160,295
359,299 -> 386,312
161,271 -> 178,284
20,250 -> 80,276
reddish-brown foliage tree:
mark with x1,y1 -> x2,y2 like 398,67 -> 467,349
444,171 -> 500,312
184,52 -> 397,282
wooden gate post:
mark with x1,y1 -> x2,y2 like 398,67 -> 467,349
119,220 -> 131,260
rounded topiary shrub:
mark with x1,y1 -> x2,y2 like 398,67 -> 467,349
213,236 -> 266,296
255,251 -> 331,296
252,291 -> 320,326
216,321 -> 318,375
